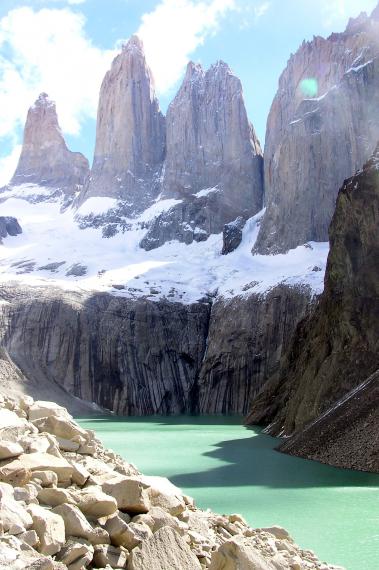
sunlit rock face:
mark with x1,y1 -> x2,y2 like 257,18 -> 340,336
254,6 -> 379,254
140,61 -> 263,250
79,35 -> 165,215
9,93 -> 89,197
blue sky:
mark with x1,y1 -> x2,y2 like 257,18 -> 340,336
0,0 -> 377,184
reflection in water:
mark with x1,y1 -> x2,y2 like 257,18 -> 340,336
78,415 -> 379,570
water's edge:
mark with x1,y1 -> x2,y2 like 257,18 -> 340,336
78,415 -> 379,570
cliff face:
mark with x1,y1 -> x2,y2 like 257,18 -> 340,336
80,36 -> 165,213
9,93 -> 89,197
198,285 -> 314,414
162,61 -> 263,207
0,284 -> 313,416
139,61 -> 263,250
254,7 -> 379,254
247,146 -> 379,463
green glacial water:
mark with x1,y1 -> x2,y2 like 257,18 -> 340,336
78,415 -> 379,570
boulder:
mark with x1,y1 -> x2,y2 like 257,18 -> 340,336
0,535 -> 54,570
32,415 -> 89,442
102,475 -> 150,513
38,487 -> 76,507
22,433 -> 61,456
221,217 -> 245,255
14,483 -> 39,504
105,517 -> 152,550
0,408 -> 34,441
7,452 -> 73,483
53,503 -> 110,545
147,506 -> 183,533
75,486 -> 117,518
28,401 -> 72,422
93,544 -> 129,568
149,488 -> 185,516
27,503 -> 66,556
128,526 -> 201,570
56,437 -> 80,452
209,537 -> 276,570
0,489 -> 33,531
259,526 -> 292,541
56,538 -> 94,568
0,441 -> 24,460
18,529 -> 39,547
0,462 -> 31,486
31,470 -> 58,488
69,462 -> 90,486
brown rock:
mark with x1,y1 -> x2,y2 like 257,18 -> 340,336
79,35 -> 165,214
10,93 -> 89,197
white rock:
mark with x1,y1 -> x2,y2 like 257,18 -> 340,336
28,400 -> 73,422
128,526 -> 201,569
0,441 -> 24,460
27,503 -> 66,556
53,503 -> 110,545
6,452 -> 73,483
75,485 -> 118,518
93,544 -> 129,569
0,488 -> 33,531
102,475 -> 150,513
209,536 -> 276,570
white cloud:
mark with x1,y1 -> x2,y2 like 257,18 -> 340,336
254,1 -> 270,20
0,6 -> 115,140
0,144 -> 21,187
322,0 -> 377,27
137,0 -> 237,94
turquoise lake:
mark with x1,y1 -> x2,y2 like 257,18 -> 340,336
78,415 -> 379,570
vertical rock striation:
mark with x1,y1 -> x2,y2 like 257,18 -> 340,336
79,36 -> 165,214
162,61 -> 263,210
254,6 -> 379,254
9,93 -> 89,196
140,61 -> 263,250
198,285 -> 315,414
0,283 -> 314,417
247,145 -> 379,449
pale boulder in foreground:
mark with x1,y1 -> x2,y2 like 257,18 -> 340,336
0,397 -> 343,569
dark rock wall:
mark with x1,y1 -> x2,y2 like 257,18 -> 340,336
198,286 -> 314,414
0,284 -> 314,416
247,147 -> 379,440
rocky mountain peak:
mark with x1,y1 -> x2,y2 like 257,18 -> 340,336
183,61 -> 204,83
139,58 -> 263,250
9,93 -> 89,195
371,1 -> 379,20
254,6 -> 379,254
122,33 -> 144,53
78,35 -> 165,213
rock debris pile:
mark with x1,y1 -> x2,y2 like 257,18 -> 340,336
0,396 -> 342,569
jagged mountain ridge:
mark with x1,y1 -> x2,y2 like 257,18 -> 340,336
76,35 -> 263,246
255,5 -> 379,254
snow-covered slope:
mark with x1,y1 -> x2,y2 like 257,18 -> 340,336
0,185 -> 328,304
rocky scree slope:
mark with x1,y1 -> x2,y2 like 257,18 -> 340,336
0,395 -> 342,569
246,145 -> 379,472
255,5 -> 379,254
